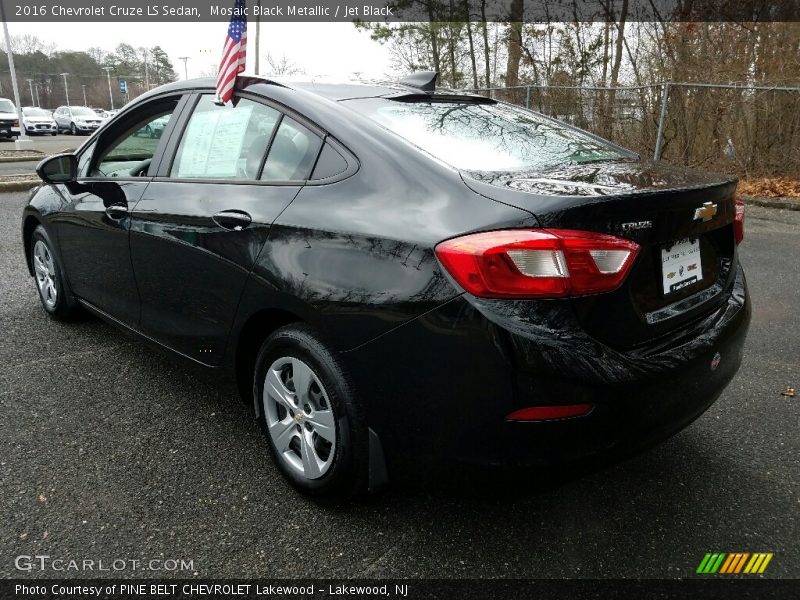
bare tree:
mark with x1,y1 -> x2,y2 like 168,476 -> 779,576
265,53 -> 303,76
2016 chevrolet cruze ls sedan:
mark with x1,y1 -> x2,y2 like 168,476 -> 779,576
23,74 -> 750,500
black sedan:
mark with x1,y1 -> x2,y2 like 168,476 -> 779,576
22,73 -> 750,500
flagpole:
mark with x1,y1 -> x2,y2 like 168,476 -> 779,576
254,0 -> 261,75
216,0 -> 247,105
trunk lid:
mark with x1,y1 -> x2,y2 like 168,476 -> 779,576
462,160 -> 739,350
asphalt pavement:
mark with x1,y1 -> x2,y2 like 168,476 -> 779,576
1,133 -> 88,157
0,135 -> 88,177
0,192 -> 797,579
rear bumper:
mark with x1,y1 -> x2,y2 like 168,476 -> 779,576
347,264 -> 750,477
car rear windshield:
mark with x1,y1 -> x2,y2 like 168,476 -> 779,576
344,98 -> 629,172
0,100 -> 16,113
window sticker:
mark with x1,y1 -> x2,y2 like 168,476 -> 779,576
176,104 -> 253,178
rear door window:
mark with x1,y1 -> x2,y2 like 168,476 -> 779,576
260,117 -> 321,182
171,95 -> 281,180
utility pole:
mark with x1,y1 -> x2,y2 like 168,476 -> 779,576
60,72 -> 70,106
81,84 -> 87,106
102,66 -> 114,110
0,2 -> 29,145
178,56 -> 190,80
254,0 -> 261,75
26,78 -> 34,105
34,83 -> 40,107
140,48 -> 150,90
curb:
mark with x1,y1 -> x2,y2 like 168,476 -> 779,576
0,155 -> 44,163
0,180 -> 39,192
741,195 -> 800,211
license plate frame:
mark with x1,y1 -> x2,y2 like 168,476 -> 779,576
661,238 -> 703,296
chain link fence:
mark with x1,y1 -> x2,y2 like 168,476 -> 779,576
465,82 -> 800,180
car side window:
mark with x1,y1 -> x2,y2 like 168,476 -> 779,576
171,95 -> 280,180
311,142 -> 348,180
77,141 -> 96,178
90,98 -> 179,178
261,117 -> 322,182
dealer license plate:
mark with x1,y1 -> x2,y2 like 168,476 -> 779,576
661,238 -> 702,295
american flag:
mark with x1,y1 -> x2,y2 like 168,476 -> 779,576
216,0 -> 247,103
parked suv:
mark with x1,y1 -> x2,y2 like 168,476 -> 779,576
22,107 -> 57,135
53,106 -> 103,135
0,97 -> 20,140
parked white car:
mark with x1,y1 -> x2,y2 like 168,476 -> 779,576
21,107 -> 57,136
0,97 -> 21,140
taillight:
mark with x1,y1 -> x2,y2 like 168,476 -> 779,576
435,229 -> 639,299
734,198 -> 745,245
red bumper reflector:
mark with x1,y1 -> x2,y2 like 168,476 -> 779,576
505,403 -> 594,422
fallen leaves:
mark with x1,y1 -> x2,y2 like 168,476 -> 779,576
738,177 -> 800,199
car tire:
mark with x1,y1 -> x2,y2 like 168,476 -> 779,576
70,123 -> 77,135
254,324 -> 368,502
51,132 -> 57,136
30,225 -> 79,320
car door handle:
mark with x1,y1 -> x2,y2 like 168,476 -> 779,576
105,204 -> 128,219
213,210 -> 252,231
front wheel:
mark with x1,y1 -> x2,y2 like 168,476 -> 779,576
70,123 -> 77,135
30,225 -> 79,320
254,325 -> 368,501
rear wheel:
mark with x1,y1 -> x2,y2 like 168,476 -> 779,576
30,225 -> 79,320
254,325 -> 368,501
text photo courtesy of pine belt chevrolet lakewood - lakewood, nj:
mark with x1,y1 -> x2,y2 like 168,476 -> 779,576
2,0 -> 799,598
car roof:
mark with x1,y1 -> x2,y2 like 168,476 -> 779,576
139,75 -> 482,103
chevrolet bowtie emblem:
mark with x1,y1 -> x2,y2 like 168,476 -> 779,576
693,202 -> 718,222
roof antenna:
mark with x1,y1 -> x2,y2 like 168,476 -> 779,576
399,71 -> 438,93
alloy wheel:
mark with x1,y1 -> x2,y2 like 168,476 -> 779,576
263,357 -> 336,480
33,240 -> 58,309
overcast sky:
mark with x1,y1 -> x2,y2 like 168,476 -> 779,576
7,21 -> 393,80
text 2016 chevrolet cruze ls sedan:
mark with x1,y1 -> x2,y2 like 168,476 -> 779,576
22,73 -> 750,500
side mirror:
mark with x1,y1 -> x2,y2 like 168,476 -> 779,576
36,154 -> 77,184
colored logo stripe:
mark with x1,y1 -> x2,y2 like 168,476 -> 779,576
719,553 -> 749,573
744,553 -> 774,574
697,552 -> 773,574
697,553 -> 726,573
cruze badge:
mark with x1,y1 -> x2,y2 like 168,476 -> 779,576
621,220 -> 652,231
694,202 -> 718,222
